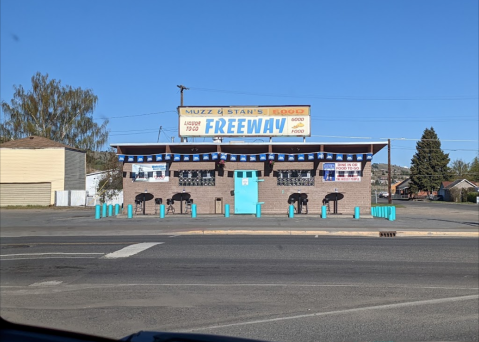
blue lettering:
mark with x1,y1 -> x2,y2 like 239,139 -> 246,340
247,119 -> 262,134
227,109 -> 233,115
237,118 -> 246,134
239,110 -> 245,114
205,119 -> 214,134
186,110 -> 192,114
208,110 -> 212,114
215,118 -> 226,134
227,119 -> 236,134
263,118 -> 274,134
275,118 -> 286,133
247,110 -> 253,114
258,109 -> 263,114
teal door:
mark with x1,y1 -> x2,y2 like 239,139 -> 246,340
234,170 -> 259,214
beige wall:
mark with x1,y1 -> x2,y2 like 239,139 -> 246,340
0,148 -> 65,204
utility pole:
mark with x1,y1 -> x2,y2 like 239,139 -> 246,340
388,138 -> 392,204
157,126 -> 162,143
177,85 -> 189,142
177,85 -> 189,107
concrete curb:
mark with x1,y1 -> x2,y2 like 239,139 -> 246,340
177,230 -> 479,237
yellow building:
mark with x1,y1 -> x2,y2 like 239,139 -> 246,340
0,136 -> 86,206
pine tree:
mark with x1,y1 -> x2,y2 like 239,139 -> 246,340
409,127 -> 451,194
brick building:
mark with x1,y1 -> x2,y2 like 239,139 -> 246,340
111,141 -> 387,215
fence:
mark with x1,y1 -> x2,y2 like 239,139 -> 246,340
55,190 -> 123,207
55,190 -> 87,206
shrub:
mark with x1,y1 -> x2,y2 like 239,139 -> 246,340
467,192 -> 478,203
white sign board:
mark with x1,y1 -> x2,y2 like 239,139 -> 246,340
132,163 -> 169,182
323,162 -> 362,182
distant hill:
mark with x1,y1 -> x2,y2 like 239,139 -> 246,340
371,163 -> 410,189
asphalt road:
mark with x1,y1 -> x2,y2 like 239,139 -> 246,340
1,235 -> 478,342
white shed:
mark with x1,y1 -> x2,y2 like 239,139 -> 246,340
86,170 -> 123,206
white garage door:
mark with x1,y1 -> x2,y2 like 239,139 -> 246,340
0,183 -> 51,206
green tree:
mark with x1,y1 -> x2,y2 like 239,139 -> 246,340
96,149 -> 123,203
449,159 -> 470,180
469,156 -> 479,182
409,127 -> 451,194
1,72 -> 108,151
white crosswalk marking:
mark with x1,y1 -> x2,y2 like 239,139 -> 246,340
102,242 -> 163,259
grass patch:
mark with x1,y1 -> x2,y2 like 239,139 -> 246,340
371,203 -> 406,208
1,205 -> 92,210
426,201 -> 477,206
1,205 -> 51,209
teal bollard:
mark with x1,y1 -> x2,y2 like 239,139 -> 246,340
288,205 -> 294,218
160,204 -> 165,218
380,207 -> 384,218
371,207 -> 374,217
256,203 -> 261,218
354,206 -> 360,219
127,204 -> 133,219
95,205 -> 101,219
389,206 -> 396,221
191,204 -> 197,218
108,204 -> 113,217
373,207 -> 377,217
321,205 -> 327,219
102,203 -> 107,218
115,204 -> 120,216
225,204 -> 230,218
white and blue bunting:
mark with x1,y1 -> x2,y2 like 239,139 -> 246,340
118,152 -> 372,163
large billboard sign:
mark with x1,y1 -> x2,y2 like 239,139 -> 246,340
178,106 -> 311,138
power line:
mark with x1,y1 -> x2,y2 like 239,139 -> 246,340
383,138 -> 478,142
106,110 -> 176,119
189,87 -> 478,101
311,135 -> 372,139
392,147 -> 478,151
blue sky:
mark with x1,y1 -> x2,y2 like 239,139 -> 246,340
1,0 -> 478,167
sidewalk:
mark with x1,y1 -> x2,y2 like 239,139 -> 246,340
0,208 -> 477,238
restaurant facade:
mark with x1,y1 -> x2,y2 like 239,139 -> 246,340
111,106 -> 387,216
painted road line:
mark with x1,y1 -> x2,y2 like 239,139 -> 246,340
187,294 -> 479,332
0,252 -> 104,257
29,281 -> 63,287
1,257 -> 98,261
102,242 -> 163,259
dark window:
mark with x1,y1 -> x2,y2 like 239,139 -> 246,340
237,171 -> 243,178
138,172 -> 145,178
156,171 -> 163,177
276,169 -> 314,186
147,171 -> 153,178
179,170 -> 215,186
246,171 -> 253,178
130,172 -> 136,179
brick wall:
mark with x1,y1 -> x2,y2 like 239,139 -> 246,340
123,160 -> 372,216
